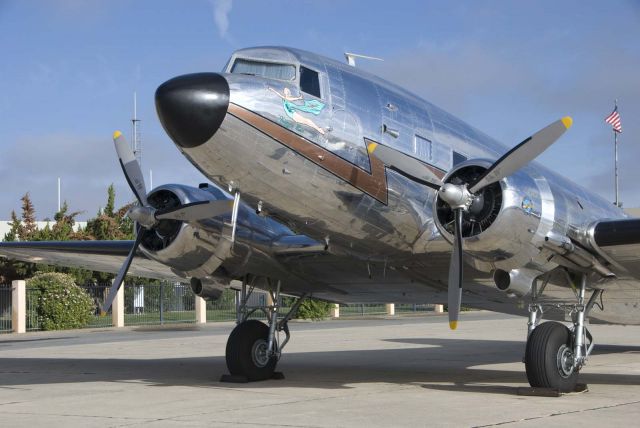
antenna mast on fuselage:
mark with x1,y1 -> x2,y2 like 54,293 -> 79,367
344,52 -> 384,67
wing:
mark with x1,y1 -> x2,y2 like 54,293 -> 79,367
587,218 -> 640,279
0,240 -> 182,281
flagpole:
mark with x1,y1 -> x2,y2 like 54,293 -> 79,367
614,99 -> 619,207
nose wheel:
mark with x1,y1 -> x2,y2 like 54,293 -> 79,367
221,277 -> 307,382
225,320 -> 279,381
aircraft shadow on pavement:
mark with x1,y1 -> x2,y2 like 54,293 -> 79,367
1,337 -> 639,394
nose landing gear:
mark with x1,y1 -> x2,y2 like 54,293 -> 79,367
221,276 -> 307,383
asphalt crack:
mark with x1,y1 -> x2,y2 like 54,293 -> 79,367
474,399 -> 640,427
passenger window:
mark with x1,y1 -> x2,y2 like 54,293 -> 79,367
414,135 -> 432,160
300,66 -> 321,98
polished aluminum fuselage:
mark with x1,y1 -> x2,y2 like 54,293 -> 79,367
175,47 -> 636,324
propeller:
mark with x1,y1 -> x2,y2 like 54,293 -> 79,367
370,117 -> 573,329
100,131 -> 233,315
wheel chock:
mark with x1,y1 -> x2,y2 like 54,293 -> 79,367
219,372 -> 285,383
517,383 -> 588,397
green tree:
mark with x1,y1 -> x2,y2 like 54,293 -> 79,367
49,201 -> 82,241
104,184 -> 116,217
17,193 -> 38,241
85,186 -> 134,240
3,210 -> 21,242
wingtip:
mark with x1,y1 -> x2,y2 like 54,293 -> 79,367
561,116 -> 573,129
367,142 -> 378,154
449,320 -> 458,330
113,130 -> 122,140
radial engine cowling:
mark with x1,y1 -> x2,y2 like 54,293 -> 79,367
137,184 -> 234,280
434,160 -> 555,273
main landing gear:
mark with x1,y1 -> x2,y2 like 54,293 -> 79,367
221,276 -> 307,382
524,272 -> 603,392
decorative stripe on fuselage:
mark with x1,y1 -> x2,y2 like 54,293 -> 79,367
227,103 -> 444,205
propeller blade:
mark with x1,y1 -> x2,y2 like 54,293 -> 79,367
154,200 -> 234,221
468,117 -> 572,194
100,228 -> 144,315
367,142 -> 442,190
113,130 -> 147,206
447,209 -> 464,330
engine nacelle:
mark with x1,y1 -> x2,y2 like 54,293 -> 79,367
137,184 -> 234,279
434,160 -> 557,274
493,268 -> 539,297
189,275 -> 228,300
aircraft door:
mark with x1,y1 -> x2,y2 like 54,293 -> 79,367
325,67 -> 382,172
379,88 -> 418,156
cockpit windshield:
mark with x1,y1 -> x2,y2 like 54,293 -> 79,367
231,58 -> 296,81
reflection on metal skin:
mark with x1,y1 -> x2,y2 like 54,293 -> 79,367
167,47 -> 625,287
138,184 -> 233,276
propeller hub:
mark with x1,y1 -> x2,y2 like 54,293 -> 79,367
439,183 -> 473,210
127,206 -> 157,229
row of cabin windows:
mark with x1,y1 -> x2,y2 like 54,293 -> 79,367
231,59 -> 321,98
230,58 -> 468,169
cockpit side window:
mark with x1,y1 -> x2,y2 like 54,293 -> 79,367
300,66 -> 321,98
231,58 -> 296,81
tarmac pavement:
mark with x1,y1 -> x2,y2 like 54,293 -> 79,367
1,311 -> 640,427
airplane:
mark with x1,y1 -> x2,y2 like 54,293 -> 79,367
2,46 -> 639,391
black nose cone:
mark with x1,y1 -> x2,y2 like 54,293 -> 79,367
155,73 -> 229,149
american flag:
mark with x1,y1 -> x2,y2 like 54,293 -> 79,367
605,106 -> 622,133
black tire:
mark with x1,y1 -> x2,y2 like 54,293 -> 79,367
225,320 -> 277,381
525,321 -> 578,392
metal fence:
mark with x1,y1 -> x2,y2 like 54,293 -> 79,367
339,303 -> 437,317
6,279 -> 440,333
340,304 -> 388,317
124,283 -> 196,326
0,284 -> 11,333
25,282 -> 202,331
395,304 -> 437,313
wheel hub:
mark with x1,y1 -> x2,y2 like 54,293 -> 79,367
251,339 -> 270,368
556,344 -> 575,378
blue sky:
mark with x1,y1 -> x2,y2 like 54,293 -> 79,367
0,0 -> 639,220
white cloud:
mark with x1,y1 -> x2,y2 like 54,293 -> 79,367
210,0 -> 233,39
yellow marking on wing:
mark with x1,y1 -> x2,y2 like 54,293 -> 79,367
113,130 -> 122,140
561,116 -> 573,129
367,142 -> 378,154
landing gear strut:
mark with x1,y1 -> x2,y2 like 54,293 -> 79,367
524,272 -> 603,392
222,276 -> 307,382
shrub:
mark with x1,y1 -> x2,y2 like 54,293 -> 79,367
295,298 -> 333,320
28,272 -> 95,330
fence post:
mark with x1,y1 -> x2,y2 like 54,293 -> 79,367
434,304 -> 444,313
330,303 -> 340,318
112,282 -> 125,328
195,295 -> 206,324
160,282 -> 165,325
386,303 -> 395,316
11,280 -> 26,333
